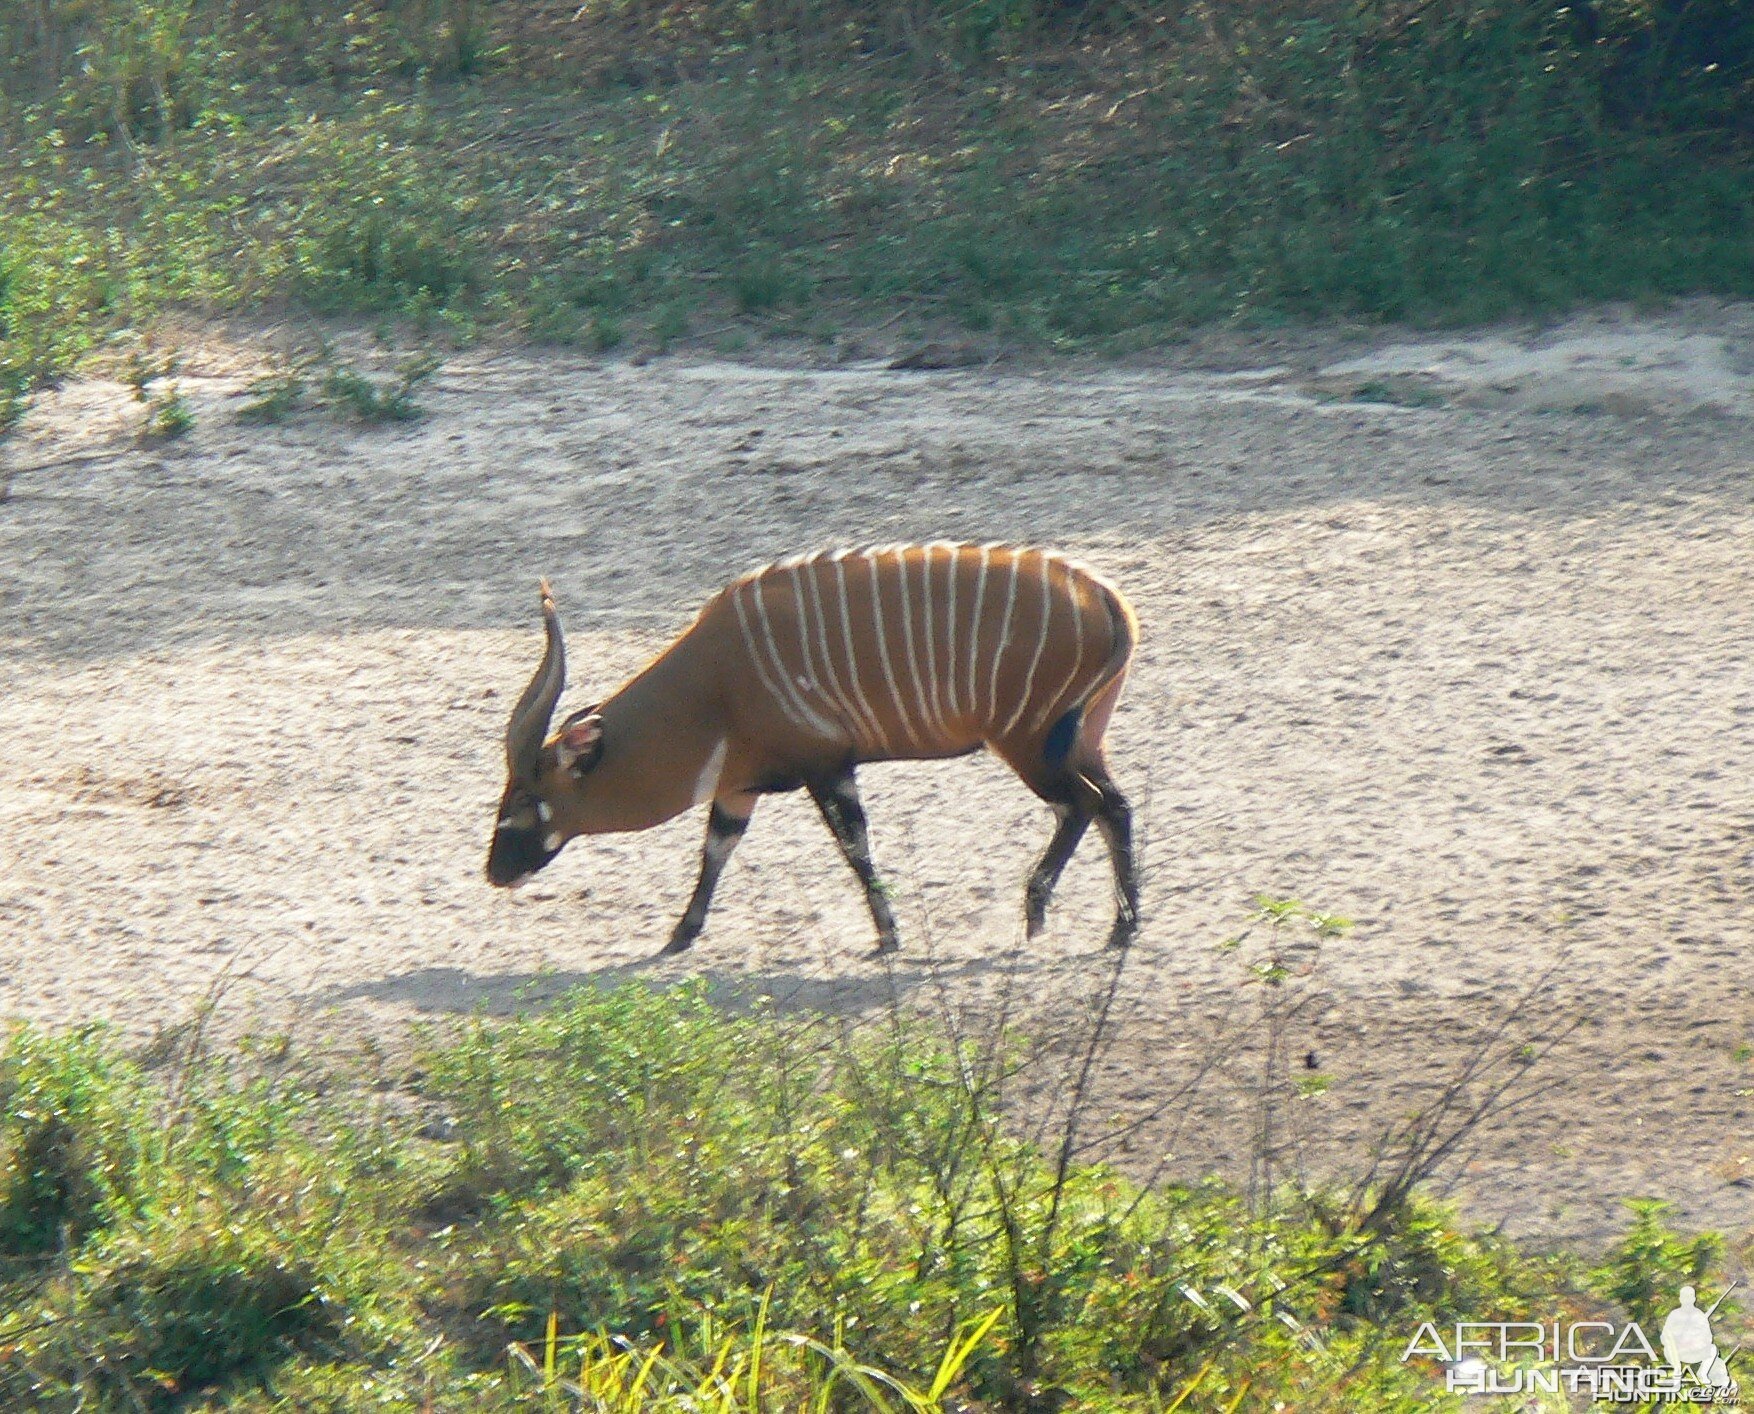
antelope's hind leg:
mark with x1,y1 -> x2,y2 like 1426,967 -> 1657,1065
806,766 -> 900,955
1087,768 -> 1138,949
662,797 -> 755,955
1020,764 -> 1137,949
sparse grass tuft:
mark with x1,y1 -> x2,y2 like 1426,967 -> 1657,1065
142,389 -> 194,440
237,370 -> 306,424
318,353 -> 440,423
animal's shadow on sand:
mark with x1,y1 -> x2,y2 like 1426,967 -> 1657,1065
318,950 -> 1082,1022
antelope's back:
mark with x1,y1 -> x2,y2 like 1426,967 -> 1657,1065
708,543 -> 1133,764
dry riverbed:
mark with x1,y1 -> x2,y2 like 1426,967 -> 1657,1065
3,302 -> 1751,1248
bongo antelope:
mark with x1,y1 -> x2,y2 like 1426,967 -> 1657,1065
486,543 -> 1138,954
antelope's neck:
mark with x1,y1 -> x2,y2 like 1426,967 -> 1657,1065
586,650 -> 726,832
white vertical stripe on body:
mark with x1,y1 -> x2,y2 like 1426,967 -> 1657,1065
868,551 -> 924,751
801,554 -> 874,749
966,545 -> 990,722
786,557 -> 845,737
830,551 -> 891,754
1032,572 -> 1086,732
747,578 -> 840,738
987,549 -> 1021,726
937,543 -> 960,719
733,583 -> 820,734
918,546 -> 951,739
894,549 -> 936,748
1000,551 -> 1056,736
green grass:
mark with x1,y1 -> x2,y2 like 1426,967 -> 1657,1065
319,352 -> 440,422
0,983 -> 1737,1411
1,2 -> 1750,432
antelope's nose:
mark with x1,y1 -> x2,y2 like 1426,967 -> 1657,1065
486,820 -> 561,887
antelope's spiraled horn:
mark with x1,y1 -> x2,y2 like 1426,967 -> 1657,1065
505,578 -> 566,784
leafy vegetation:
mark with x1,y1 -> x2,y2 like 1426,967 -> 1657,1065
0,983 -> 1737,1410
319,352 -> 441,422
1,2 -> 1751,431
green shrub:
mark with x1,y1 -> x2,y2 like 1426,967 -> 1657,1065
1590,1198 -> 1728,1332
318,354 -> 439,422
80,1213 -> 339,1399
300,199 -> 480,313
142,389 -> 194,439
0,986 -> 1716,1410
1,0 -> 1750,431
237,370 -> 306,423
0,1027 -> 143,1258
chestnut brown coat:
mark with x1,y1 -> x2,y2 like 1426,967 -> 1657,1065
487,543 -> 1138,953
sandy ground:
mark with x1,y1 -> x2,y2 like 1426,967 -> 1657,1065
2,302 -> 1751,1250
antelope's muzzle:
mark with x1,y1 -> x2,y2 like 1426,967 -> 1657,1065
486,796 -> 564,888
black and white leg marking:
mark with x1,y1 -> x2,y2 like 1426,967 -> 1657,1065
1026,768 -> 1137,948
806,767 -> 900,954
662,802 -> 752,955
1090,774 -> 1138,949
1024,800 -> 1092,939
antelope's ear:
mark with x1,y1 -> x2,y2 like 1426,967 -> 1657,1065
556,713 -> 604,776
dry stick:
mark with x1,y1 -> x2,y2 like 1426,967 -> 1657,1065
816,845 -> 965,1282
782,844 -> 946,1263
1360,1027 -> 1586,1236
1097,1011 -> 1258,1172
1250,934 -> 1334,1226
1113,1010 -> 1252,1227
881,830 -> 1045,1373
991,772 -> 1156,1375
1274,986 -> 1336,1196
1119,946 -> 1584,1370
1031,765 -> 1214,1176
1041,941 -> 1132,1243
1350,953 -> 1584,1232
1178,1010 -> 1578,1382
1011,761 -> 1157,1156
1230,1012 -> 1588,1362
817,762 -> 1163,1376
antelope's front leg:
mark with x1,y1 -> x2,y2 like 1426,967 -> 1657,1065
806,767 -> 900,954
662,798 -> 755,955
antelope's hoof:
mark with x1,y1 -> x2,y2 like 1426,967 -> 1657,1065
1105,918 -> 1139,950
869,935 -> 901,958
659,928 -> 698,957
